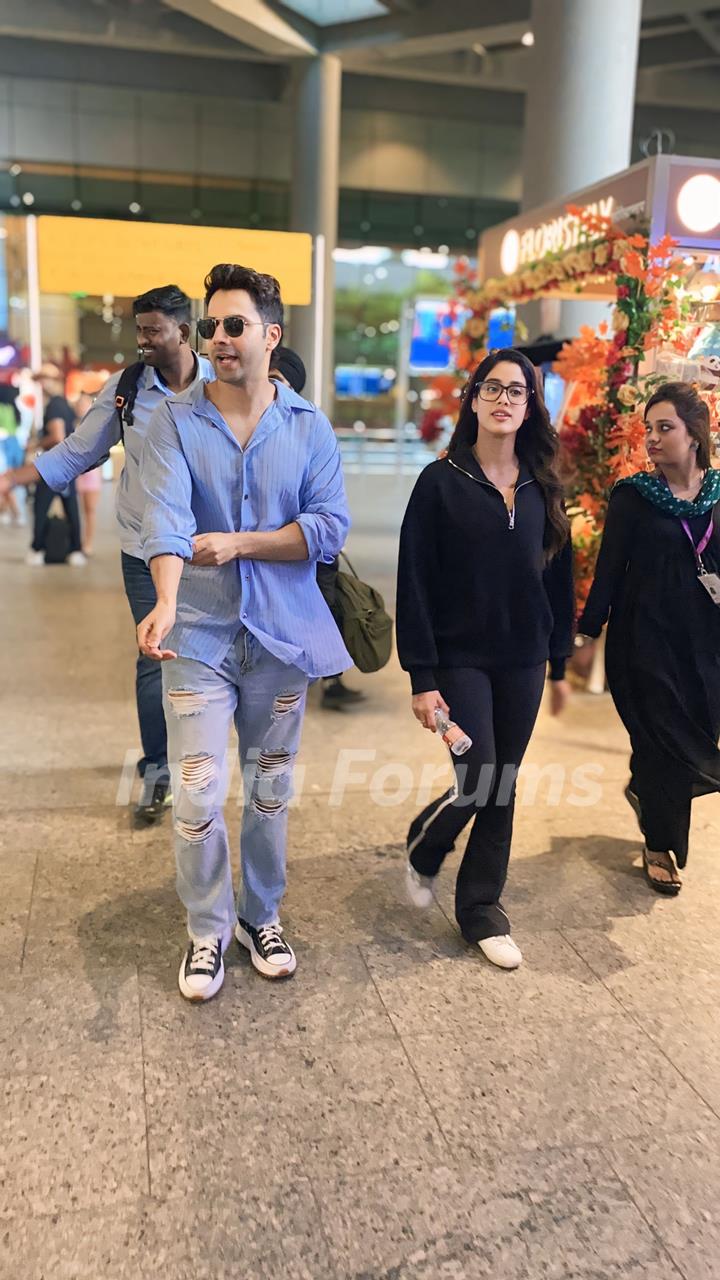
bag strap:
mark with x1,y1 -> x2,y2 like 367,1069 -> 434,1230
114,361 -> 145,441
338,550 -> 359,578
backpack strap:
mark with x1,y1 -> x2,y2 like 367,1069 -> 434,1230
114,361 -> 146,442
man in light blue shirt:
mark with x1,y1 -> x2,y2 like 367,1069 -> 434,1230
0,285 -> 213,824
137,263 -> 351,1002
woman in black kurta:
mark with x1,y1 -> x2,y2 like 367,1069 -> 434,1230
578,382 -> 720,891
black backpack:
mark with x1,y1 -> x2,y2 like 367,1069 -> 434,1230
80,361 -> 145,475
114,361 -> 145,441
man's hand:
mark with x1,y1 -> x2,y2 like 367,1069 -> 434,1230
549,678 -> 571,717
137,603 -> 177,661
191,533 -> 241,566
412,690 -> 450,731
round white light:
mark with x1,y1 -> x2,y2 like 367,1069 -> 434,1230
500,228 -> 520,275
21,192 -> 35,206
677,174 -> 720,235
128,201 -> 142,215
71,198 -> 83,212
521,30 -> 535,47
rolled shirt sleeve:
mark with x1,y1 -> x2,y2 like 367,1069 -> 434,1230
140,401 -> 196,563
34,375 -> 121,491
295,412 -> 350,563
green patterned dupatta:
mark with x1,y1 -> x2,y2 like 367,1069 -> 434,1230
616,468 -> 720,517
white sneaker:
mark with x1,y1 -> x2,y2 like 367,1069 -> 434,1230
0,512 -> 11,526
478,935 -> 523,970
178,926 -> 233,1001
68,551 -> 87,567
235,919 -> 297,978
406,861 -> 436,909
25,549 -> 44,566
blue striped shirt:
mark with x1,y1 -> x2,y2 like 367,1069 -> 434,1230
35,355 -> 213,558
140,379 -> 352,678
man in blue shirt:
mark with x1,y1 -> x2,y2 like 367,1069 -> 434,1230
137,263 -> 351,1001
0,286 -> 213,824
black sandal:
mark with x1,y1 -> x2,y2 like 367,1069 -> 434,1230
643,848 -> 682,896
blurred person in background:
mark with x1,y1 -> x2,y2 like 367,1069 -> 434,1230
269,344 -> 366,711
26,363 -> 84,566
0,382 -> 25,526
71,389 -> 103,556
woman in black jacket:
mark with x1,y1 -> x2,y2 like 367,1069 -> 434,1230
578,382 -> 720,894
396,349 -> 574,968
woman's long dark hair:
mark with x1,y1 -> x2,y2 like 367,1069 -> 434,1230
447,348 -> 570,559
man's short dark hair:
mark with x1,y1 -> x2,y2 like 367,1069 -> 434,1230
204,263 -> 284,330
133,285 -> 191,324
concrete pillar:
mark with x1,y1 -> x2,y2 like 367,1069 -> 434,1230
289,55 -> 341,412
520,0 -> 642,340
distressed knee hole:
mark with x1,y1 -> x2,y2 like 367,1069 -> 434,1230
180,752 -> 216,794
272,691 -> 303,720
175,816 -> 215,843
167,688 -> 208,717
256,748 -> 292,778
252,795 -> 286,818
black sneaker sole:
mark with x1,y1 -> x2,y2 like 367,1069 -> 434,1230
235,923 -> 297,979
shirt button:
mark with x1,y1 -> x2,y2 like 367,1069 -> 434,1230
244,493 -> 249,499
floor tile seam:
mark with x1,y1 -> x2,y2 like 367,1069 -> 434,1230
18,851 -> 40,975
560,930 -> 720,1124
135,961 -> 153,1200
0,1055 -> 148,1094
602,1151 -> 690,1280
451,1122 -> 720,1162
0,1178 -> 323,1229
0,1184 -> 142,1229
354,943 -> 454,1157
556,926 -> 638,1017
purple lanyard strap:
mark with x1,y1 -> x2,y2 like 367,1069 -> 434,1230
680,514 -> 714,572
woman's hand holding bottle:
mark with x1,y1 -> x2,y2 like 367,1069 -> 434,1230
411,690 -> 450,731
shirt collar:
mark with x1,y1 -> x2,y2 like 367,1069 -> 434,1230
144,351 -> 201,394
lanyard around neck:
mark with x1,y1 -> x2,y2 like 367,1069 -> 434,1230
679,515 -> 714,572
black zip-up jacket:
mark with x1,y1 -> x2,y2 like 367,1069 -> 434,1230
396,445 -> 575,694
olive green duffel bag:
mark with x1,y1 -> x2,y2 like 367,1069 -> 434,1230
333,552 -> 394,673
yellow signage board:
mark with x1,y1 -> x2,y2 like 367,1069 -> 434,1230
37,216 -> 312,304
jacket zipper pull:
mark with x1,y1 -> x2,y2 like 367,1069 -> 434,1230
508,507 -> 515,530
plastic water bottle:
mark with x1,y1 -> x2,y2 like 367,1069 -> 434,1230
434,707 -> 472,756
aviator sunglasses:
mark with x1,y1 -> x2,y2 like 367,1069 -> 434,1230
197,315 -> 266,340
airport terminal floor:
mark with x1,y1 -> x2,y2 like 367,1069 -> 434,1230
2,477 -> 720,1279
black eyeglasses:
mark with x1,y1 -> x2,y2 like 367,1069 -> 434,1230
475,379 -> 532,405
197,316 -> 265,340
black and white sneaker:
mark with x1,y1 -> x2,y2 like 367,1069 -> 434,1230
178,926 -> 233,1001
134,778 -> 172,827
235,918 -> 297,979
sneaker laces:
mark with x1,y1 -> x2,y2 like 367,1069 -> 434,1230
256,924 -> 287,955
189,937 -> 220,973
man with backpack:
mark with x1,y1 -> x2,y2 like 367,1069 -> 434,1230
0,285 -> 213,824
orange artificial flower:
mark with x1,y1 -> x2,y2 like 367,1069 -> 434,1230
620,250 -> 646,281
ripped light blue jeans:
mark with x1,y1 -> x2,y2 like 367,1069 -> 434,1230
162,627 -> 308,939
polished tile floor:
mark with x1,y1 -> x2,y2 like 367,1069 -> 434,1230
1,482 -> 719,1279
